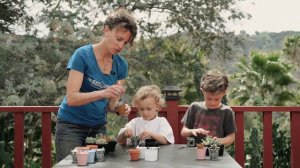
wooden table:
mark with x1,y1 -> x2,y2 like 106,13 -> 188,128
53,144 -> 242,168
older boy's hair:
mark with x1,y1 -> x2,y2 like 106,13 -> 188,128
132,85 -> 166,107
200,70 -> 228,94
104,8 -> 137,46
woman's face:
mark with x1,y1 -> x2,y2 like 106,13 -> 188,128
104,26 -> 132,54
137,97 -> 159,121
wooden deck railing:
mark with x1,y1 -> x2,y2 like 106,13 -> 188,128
0,103 -> 300,168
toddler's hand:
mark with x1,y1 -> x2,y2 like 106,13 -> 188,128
139,131 -> 152,140
124,129 -> 133,138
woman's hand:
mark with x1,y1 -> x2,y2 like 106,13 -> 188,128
105,84 -> 125,99
122,104 -> 131,116
124,128 -> 133,138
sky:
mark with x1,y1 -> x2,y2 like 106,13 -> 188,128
228,0 -> 300,34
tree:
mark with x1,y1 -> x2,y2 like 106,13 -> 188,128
283,35 -> 300,66
230,52 -> 297,106
0,1 -> 32,33
2,0 -> 249,58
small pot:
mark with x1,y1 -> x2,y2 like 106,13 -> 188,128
76,151 -> 89,166
87,149 -> 96,164
145,147 -> 159,161
95,148 -> 105,162
208,147 -> 220,161
86,144 -> 98,149
129,148 -> 140,161
196,147 -> 207,160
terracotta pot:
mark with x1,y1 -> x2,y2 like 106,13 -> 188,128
129,148 -> 140,161
86,145 -> 98,149
76,146 -> 90,150
116,102 -> 126,115
196,147 -> 207,160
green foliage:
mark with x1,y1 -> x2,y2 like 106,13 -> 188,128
273,119 -> 290,168
245,127 -> 262,168
283,35 -> 300,66
230,51 -> 297,106
202,136 -> 221,149
0,141 -> 12,168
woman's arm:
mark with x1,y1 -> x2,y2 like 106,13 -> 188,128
66,70 -> 123,106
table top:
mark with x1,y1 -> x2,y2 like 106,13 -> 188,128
53,144 -> 242,168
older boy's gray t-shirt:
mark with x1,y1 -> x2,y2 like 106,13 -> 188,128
181,102 -> 237,138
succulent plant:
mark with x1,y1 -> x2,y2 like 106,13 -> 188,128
201,136 -> 221,149
96,138 -> 107,145
85,137 -> 96,144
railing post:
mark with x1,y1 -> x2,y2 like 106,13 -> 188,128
291,111 -> 300,168
234,111 -> 245,168
42,113 -> 52,168
166,100 -> 179,143
162,86 -> 182,144
14,112 -> 24,168
263,111 -> 273,168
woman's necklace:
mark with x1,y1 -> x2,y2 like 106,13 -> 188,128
101,58 -> 112,74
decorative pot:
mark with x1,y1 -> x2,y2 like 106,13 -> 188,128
145,147 -> 159,161
208,147 -> 220,161
87,149 -> 96,164
76,150 -> 89,166
70,149 -> 77,163
129,148 -> 140,161
206,145 -> 224,156
137,146 -> 146,159
196,147 -> 207,160
95,148 -> 105,162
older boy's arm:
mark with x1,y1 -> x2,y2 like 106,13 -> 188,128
181,126 -> 193,137
218,133 -> 235,146
181,126 -> 209,137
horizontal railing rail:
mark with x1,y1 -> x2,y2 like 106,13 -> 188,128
0,105 -> 300,168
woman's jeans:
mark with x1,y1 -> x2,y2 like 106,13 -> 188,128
55,120 -> 106,162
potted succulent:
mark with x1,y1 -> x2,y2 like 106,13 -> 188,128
202,136 -> 222,160
95,134 -> 117,154
85,137 -> 98,149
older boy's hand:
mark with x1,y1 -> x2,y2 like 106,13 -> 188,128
191,128 -> 210,136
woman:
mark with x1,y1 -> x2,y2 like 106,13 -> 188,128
55,8 -> 138,162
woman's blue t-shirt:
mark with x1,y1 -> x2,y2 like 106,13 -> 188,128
57,44 -> 128,127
